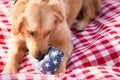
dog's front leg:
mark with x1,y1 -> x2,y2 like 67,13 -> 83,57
54,40 -> 73,74
3,37 -> 26,73
52,30 -> 73,74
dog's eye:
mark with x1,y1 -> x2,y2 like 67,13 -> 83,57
47,31 -> 50,35
54,20 -> 57,24
30,32 -> 35,36
47,31 -> 50,34
27,30 -> 36,37
45,31 -> 51,36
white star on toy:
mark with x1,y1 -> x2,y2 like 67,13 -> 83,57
46,71 -> 52,75
53,60 -> 58,65
54,68 -> 57,72
45,63 -> 50,68
51,51 -> 58,57
40,67 -> 43,71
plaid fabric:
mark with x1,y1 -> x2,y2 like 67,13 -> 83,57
0,0 -> 120,79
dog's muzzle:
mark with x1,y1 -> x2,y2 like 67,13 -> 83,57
35,47 -> 51,61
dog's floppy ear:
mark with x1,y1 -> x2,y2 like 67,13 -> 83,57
12,14 -> 24,35
53,9 -> 64,23
48,1 -> 64,23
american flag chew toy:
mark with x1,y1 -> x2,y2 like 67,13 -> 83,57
33,46 -> 64,74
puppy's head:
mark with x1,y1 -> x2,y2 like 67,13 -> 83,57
12,1 -> 64,60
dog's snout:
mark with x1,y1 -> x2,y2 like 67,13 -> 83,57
35,52 -> 45,61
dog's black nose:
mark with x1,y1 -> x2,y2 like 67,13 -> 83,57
35,52 -> 45,61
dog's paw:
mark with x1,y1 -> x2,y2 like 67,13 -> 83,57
2,70 -> 16,74
2,67 -> 17,74
55,67 -> 66,74
54,64 -> 66,74
76,20 -> 89,32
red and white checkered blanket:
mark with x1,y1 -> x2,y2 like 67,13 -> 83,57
0,0 -> 120,79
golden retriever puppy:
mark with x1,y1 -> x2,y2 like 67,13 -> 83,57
3,0 -> 101,74
3,0 -> 73,74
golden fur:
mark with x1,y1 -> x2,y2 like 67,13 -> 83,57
3,0 -> 101,74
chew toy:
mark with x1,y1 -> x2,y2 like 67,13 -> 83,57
33,46 -> 64,74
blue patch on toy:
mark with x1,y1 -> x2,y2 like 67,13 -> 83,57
33,46 -> 64,74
